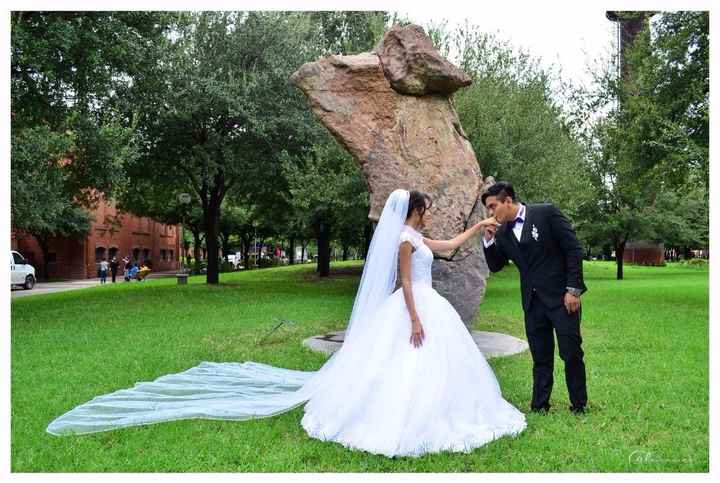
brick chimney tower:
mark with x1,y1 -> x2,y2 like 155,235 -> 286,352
606,11 -> 654,80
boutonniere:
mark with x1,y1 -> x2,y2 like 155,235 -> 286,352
531,224 -> 539,241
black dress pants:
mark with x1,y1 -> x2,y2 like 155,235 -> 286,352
524,292 -> 587,409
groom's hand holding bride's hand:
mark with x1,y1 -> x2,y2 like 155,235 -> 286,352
475,216 -> 499,241
484,224 -> 497,242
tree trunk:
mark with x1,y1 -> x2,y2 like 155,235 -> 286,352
342,243 -> 348,261
300,240 -> 307,264
288,236 -> 295,265
192,230 -> 202,263
35,234 -> 50,281
205,196 -> 222,284
242,237 -> 251,270
616,240 -> 626,280
363,221 -> 373,259
314,216 -> 331,277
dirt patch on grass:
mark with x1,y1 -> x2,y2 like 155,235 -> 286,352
299,265 -> 364,282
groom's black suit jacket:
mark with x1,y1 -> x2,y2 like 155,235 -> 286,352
483,203 -> 587,312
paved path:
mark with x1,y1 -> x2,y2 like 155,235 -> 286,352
11,279 -> 103,298
303,329 -> 529,358
10,271 -> 182,298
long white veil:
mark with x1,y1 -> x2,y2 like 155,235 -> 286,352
46,189 -> 410,436
344,188 -> 409,343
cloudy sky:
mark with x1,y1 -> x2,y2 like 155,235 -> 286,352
6,0 -> 712,100
14,1 -> 697,92
399,4 -> 618,90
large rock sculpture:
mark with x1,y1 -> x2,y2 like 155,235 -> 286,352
291,25 -> 490,327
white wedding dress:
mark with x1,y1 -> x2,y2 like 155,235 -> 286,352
46,194 -> 527,458
299,225 -> 527,456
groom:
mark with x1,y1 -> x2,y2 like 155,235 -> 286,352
481,181 -> 588,414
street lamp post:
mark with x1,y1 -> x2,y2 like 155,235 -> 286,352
178,193 -> 192,273
253,221 -> 258,269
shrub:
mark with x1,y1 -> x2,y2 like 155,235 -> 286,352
257,257 -> 281,269
219,260 -> 235,273
683,258 -> 708,268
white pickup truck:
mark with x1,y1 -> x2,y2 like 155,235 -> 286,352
10,250 -> 36,290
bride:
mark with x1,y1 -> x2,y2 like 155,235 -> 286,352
46,188 -> 527,458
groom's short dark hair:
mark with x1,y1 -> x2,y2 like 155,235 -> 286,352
481,182 -> 517,206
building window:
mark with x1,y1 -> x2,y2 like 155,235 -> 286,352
95,246 -> 106,262
142,248 -> 150,261
160,249 -> 167,261
169,250 -> 174,261
109,247 -> 119,259
132,248 -> 140,261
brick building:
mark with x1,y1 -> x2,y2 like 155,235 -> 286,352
11,197 -> 181,280
623,240 -> 666,266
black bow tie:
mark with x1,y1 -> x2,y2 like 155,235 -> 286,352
508,216 -> 524,230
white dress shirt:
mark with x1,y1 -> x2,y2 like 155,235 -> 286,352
483,204 -> 525,248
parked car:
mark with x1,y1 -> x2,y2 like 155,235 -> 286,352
10,250 -> 36,290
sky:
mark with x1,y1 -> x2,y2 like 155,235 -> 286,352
0,1 -> 687,92
397,4 -> 618,91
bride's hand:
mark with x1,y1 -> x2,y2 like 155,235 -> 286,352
474,217 -> 499,230
410,319 -> 425,348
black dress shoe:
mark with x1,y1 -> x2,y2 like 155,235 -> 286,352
569,405 -> 586,414
530,404 -> 550,413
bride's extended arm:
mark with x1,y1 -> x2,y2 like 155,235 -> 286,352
423,217 -> 498,253
399,241 -> 425,347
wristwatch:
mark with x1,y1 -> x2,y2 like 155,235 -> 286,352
566,287 -> 583,297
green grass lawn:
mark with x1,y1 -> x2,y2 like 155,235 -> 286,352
11,260 -> 708,472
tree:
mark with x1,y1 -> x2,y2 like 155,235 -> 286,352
637,12 -> 709,188
217,203 -> 255,262
11,127 -> 74,234
10,126 -> 92,279
116,12 -> 323,284
11,12 -> 171,203
574,11 -> 709,278
305,11 -> 388,55
282,134 -> 370,276
644,178 -> 709,259
11,12 -> 174,278
447,22 -> 591,213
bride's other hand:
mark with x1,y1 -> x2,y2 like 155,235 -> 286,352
424,217 -> 498,253
410,318 -> 425,348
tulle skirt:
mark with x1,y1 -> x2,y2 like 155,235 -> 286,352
298,282 -> 527,457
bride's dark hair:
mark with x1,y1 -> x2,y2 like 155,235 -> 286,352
406,190 -> 432,225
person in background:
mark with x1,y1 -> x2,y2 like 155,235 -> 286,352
124,262 -> 133,282
137,261 -> 152,281
128,263 -> 140,281
110,257 -> 119,283
99,258 -> 109,284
